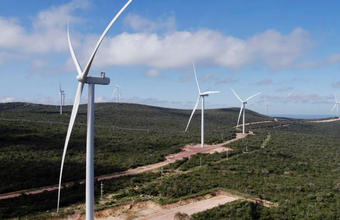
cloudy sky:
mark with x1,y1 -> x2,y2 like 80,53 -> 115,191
1,0 -> 340,116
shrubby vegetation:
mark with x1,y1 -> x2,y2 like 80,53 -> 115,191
1,102 -> 265,194
192,201 -> 269,220
0,102 -> 270,218
130,127 -> 340,219
5,102 -> 340,219
0,171 -> 160,219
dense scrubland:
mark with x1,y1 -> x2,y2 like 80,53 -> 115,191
0,102 -> 269,218
2,102 -> 340,219
1,102 -> 267,194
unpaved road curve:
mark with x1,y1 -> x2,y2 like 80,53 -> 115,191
0,133 -> 249,200
307,117 -> 340,123
235,120 -> 276,128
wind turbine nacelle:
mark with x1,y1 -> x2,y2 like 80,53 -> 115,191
243,101 -> 247,104
86,76 -> 110,85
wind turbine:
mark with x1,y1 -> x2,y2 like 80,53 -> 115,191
265,97 -> 269,116
185,62 -> 220,148
57,1 -> 132,219
112,84 -> 121,103
331,93 -> 340,118
231,88 -> 261,134
59,83 -> 64,114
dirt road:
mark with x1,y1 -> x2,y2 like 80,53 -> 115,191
0,133 -> 249,200
96,194 -> 239,220
307,117 -> 340,123
235,120 -> 275,128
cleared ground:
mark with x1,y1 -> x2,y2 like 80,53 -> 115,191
134,195 -> 238,220
97,194 -> 239,220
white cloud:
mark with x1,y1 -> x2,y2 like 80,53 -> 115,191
0,97 -> 15,103
0,2 -> 332,74
255,78 -> 273,85
332,81 -> 340,89
0,51 -> 19,64
123,13 -> 176,32
145,69 -> 161,77
275,87 -> 294,92
248,28 -> 313,70
29,59 -> 50,74
78,27 -> 313,70
259,92 -> 333,105
203,73 -> 238,85
0,0 -> 88,58
296,53 -> 340,69
283,93 -> 330,104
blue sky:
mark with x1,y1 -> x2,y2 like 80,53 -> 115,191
1,0 -> 340,115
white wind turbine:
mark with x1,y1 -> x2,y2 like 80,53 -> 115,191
231,88 -> 261,134
331,93 -> 340,118
112,84 -> 121,103
57,1 -> 132,220
185,62 -> 220,148
59,83 -> 64,114
265,97 -> 269,116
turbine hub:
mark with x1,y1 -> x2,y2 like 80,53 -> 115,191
76,75 -> 86,83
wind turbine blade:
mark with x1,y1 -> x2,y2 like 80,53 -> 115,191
244,92 -> 261,102
80,0 -> 132,81
67,23 -> 83,76
57,82 -> 84,212
331,103 -> 337,112
185,96 -> 201,131
192,61 -> 201,94
334,93 -> 338,103
237,105 -> 243,126
59,82 -> 62,92
231,88 -> 243,102
112,88 -> 117,98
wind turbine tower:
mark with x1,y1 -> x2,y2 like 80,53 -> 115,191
185,61 -> 220,148
231,88 -> 261,134
63,93 -> 66,106
59,83 -> 64,114
265,98 -> 269,116
57,1 -> 132,220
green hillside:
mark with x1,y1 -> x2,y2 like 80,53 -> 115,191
0,102 -> 270,195
3,102 -> 340,219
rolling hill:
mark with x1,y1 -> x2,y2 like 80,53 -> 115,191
0,102 -> 270,194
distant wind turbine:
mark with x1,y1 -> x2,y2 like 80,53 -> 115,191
59,83 -> 64,114
57,1 -> 132,220
112,84 -> 121,103
265,97 -> 269,116
231,88 -> 261,134
185,61 -> 220,148
331,93 -> 340,118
